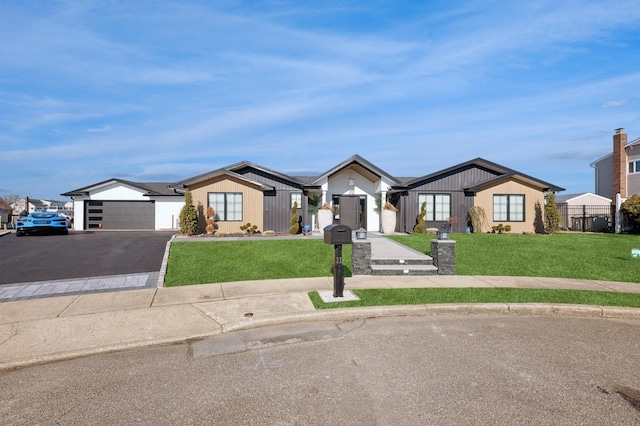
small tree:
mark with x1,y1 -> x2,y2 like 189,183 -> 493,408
289,201 -> 301,234
621,194 -> 640,232
544,192 -> 561,234
308,194 -> 321,231
179,190 -> 199,236
413,201 -> 426,233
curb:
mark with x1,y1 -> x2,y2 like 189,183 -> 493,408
3,302 -> 640,372
157,233 -> 178,288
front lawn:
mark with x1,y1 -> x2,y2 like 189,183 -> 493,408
164,232 -> 640,286
164,239 -> 352,286
309,288 -> 640,309
389,232 -> 640,283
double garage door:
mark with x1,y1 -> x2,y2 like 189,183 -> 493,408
85,201 -> 155,230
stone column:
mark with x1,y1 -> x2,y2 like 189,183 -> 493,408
351,241 -> 372,275
431,239 -> 456,275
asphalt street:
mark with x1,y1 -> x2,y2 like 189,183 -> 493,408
0,231 -> 175,284
2,315 -> 639,425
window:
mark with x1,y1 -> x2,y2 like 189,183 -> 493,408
629,160 -> 640,174
417,194 -> 451,221
291,193 -> 302,208
208,193 -> 242,221
493,195 -> 524,222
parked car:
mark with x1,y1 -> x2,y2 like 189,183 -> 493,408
15,212 -> 69,236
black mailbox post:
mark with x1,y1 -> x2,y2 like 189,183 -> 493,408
323,224 -> 353,297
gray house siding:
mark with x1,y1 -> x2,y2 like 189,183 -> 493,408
401,166 -> 499,233
594,155 -> 613,199
235,166 -> 308,233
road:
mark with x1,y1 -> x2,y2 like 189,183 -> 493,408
0,231 -> 175,284
1,315 -> 639,425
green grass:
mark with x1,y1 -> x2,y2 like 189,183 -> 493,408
308,288 -> 640,309
164,239 -> 352,286
389,232 -> 640,283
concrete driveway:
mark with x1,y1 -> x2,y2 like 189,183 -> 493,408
0,231 -> 176,285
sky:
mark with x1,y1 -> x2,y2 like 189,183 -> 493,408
2,0 -> 640,201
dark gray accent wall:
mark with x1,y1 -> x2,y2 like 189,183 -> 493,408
235,166 -> 308,233
402,165 -> 499,233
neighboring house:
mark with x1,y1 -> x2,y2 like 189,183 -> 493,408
590,128 -> 640,232
62,156 -> 563,234
61,179 -> 184,230
555,192 -> 612,232
0,207 -> 9,226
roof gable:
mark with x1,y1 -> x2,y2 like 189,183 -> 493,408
312,154 -> 400,185
61,179 -> 178,197
172,168 -> 275,192
402,158 -> 564,193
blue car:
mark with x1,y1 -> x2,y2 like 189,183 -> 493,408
16,212 -> 69,236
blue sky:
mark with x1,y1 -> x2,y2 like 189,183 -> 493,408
2,0 -> 640,200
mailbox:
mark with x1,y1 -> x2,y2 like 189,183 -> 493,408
323,224 -> 352,298
323,224 -> 353,245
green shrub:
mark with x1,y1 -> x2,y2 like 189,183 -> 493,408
289,201 -> 300,234
413,201 -> 426,233
240,223 -> 259,234
544,192 -> 561,234
621,194 -> 640,232
179,190 -> 199,236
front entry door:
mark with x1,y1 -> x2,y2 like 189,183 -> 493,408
338,195 -> 366,230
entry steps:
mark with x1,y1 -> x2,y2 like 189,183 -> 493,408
369,235 -> 438,276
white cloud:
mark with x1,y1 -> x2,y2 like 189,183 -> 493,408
602,100 -> 626,108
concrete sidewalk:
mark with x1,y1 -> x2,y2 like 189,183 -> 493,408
1,274 -> 640,372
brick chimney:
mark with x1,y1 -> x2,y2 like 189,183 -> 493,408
612,128 -> 627,199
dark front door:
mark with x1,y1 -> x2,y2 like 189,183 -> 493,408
338,195 -> 366,230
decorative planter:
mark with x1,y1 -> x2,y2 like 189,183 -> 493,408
317,209 -> 334,231
381,209 -> 397,234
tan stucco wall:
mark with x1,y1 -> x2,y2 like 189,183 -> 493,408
187,175 -> 263,234
474,180 -> 545,234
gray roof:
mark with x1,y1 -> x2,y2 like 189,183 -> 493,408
62,179 -> 179,197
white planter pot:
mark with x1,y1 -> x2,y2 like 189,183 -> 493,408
381,209 -> 397,234
317,210 -> 334,231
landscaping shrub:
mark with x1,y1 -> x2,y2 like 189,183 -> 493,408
413,201 -> 426,233
544,192 -> 561,234
621,194 -> 640,232
289,201 -> 301,234
179,190 -> 198,236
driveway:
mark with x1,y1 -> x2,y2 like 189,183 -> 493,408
0,231 -> 176,285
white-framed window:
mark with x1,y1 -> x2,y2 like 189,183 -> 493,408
493,194 -> 524,222
629,160 -> 640,174
291,193 -> 302,208
208,192 -> 242,221
418,194 -> 451,221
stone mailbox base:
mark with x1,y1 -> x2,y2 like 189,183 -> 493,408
352,241 -> 372,275
431,239 -> 456,275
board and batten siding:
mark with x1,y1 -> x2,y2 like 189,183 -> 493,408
234,167 -> 307,233
187,175 -> 264,234
403,166 -> 498,233
473,180 -> 545,234
154,198 -> 185,230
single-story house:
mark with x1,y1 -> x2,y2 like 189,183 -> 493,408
62,155 -> 564,234
61,179 -> 184,230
